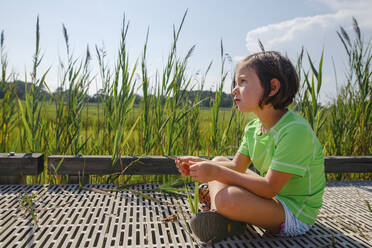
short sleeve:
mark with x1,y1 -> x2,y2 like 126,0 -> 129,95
237,120 -> 257,157
237,125 -> 250,156
271,124 -> 313,176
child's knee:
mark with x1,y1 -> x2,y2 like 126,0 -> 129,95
214,186 -> 241,213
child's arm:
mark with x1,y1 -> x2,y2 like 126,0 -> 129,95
209,152 -> 251,173
176,153 -> 251,174
189,162 -> 292,199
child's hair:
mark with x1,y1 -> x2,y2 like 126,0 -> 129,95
232,51 -> 299,110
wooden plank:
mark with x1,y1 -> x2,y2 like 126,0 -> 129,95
48,155 -> 372,176
324,156 -> 372,173
0,153 -> 44,176
48,155 -> 180,175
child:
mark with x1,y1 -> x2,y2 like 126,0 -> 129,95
176,51 -> 325,243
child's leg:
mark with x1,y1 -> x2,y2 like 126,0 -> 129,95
208,157 -> 285,234
212,184 -> 284,233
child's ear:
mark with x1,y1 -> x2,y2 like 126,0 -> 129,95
269,78 -> 281,96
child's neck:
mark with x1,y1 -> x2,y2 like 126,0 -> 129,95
256,106 -> 287,132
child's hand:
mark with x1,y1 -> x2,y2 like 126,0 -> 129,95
175,158 -> 191,176
189,161 -> 219,183
175,156 -> 206,177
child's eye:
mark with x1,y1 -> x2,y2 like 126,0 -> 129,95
236,78 -> 247,86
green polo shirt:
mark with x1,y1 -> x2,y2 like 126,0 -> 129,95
238,109 -> 325,224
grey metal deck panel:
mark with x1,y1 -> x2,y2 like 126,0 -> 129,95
0,181 -> 371,247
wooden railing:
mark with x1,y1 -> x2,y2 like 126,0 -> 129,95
1,153 -> 372,184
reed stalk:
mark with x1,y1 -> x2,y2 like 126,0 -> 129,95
328,18 -> 372,156
184,62 -> 211,155
95,45 -> 111,155
297,49 -> 326,137
148,10 -> 202,155
210,40 -> 229,154
140,28 -> 153,154
17,16 -> 49,153
0,31 -> 17,152
51,24 -> 91,156
102,15 -> 137,167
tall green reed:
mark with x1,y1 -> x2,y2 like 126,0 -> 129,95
210,40 -> 229,155
163,45 -> 195,155
55,24 -> 91,155
139,29 -> 153,154
17,16 -> 49,153
327,18 -> 372,156
144,10 -> 201,155
95,46 -> 111,155
102,16 -> 137,166
296,49 -> 326,137
161,11 -> 193,155
182,62 -> 211,155
0,31 -> 17,152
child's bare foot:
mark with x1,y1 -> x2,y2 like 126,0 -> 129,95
199,183 -> 211,210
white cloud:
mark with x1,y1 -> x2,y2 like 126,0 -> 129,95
246,9 -> 352,61
315,0 -> 372,28
244,0 -> 372,102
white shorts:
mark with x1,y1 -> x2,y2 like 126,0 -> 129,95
275,197 -> 312,237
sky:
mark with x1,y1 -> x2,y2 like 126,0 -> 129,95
1,0 -> 371,103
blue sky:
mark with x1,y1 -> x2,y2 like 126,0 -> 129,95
1,0 -> 371,103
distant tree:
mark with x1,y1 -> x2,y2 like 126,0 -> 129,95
87,89 -> 104,103
0,80 -> 49,100
184,90 -> 233,108
0,82 -> 235,108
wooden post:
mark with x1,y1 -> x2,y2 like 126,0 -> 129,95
0,153 -> 44,184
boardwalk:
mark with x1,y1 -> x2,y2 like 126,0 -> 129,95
0,181 -> 371,248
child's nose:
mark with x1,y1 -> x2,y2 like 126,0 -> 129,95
232,86 -> 239,95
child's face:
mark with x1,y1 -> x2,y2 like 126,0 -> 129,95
232,65 -> 264,113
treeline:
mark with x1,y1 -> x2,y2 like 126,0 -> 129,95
0,80 -> 49,100
0,80 -> 234,108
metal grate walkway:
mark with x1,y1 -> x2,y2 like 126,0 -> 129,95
0,181 -> 371,247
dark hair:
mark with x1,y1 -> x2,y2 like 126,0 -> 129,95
232,51 -> 299,110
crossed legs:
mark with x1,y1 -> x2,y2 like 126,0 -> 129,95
208,156 -> 285,234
